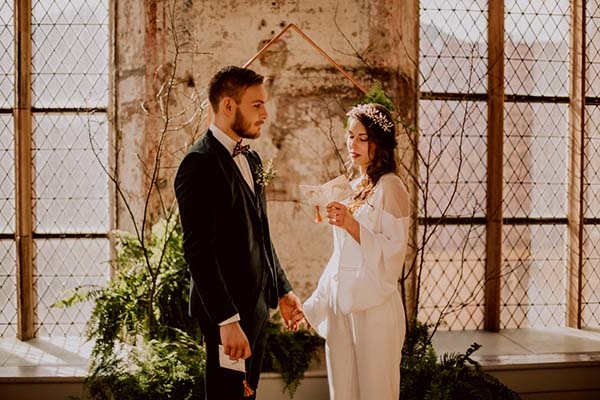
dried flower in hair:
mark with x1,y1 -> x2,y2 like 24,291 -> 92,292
346,104 -> 394,133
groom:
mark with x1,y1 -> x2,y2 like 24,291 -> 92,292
174,65 -> 303,400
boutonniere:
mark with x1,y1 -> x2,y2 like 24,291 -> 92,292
255,159 -> 278,187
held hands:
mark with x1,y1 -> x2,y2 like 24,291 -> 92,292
279,291 -> 304,331
220,322 -> 251,361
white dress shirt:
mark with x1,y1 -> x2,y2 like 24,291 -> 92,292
211,124 -> 255,194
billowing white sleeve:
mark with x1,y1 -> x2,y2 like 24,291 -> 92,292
303,256 -> 337,339
338,175 -> 410,314
303,284 -> 328,338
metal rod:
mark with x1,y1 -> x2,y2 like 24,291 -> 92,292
244,23 -> 368,94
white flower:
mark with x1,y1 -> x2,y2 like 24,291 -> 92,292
255,159 -> 278,187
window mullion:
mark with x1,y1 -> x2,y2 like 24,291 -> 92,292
485,0 -> 505,332
567,0 -> 585,329
14,0 -> 34,340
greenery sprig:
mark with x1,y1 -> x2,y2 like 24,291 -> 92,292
355,81 -> 395,112
255,158 -> 278,187
262,315 -> 325,398
400,319 -> 521,400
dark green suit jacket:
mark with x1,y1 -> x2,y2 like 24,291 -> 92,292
174,130 -> 292,340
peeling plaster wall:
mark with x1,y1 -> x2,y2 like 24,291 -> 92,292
113,0 -> 418,300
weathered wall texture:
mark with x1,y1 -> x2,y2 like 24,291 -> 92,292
112,0 -> 418,301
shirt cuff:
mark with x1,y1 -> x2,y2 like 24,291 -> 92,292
219,313 -> 241,326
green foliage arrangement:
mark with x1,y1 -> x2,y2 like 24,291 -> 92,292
83,330 -> 206,400
262,316 -> 325,398
55,215 -> 205,399
56,214 -> 201,355
354,81 -> 396,113
400,320 -> 522,400
56,213 -> 323,399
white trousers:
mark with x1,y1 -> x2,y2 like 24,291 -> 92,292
324,291 -> 405,400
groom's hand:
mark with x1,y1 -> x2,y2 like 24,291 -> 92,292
279,291 -> 304,331
220,322 -> 251,360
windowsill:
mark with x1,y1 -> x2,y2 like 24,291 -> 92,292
431,326 -> 600,369
0,336 -> 91,379
1,327 -> 600,380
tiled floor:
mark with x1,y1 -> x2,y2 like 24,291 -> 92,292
1,327 -> 600,378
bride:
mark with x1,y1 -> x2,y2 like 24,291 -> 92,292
303,103 -> 409,400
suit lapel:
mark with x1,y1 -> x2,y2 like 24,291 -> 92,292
207,131 -> 259,211
246,150 -> 265,212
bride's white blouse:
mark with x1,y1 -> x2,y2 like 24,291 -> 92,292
304,172 -> 409,338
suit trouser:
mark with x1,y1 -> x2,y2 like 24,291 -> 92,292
203,294 -> 269,400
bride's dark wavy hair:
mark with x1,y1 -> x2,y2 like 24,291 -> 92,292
347,103 -> 398,213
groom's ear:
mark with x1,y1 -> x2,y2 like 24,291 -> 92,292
221,97 -> 234,116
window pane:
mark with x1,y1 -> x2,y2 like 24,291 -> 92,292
417,224 -> 486,330
583,105 -> 600,329
34,238 -> 109,337
585,2 -> 600,97
582,225 -> 600,328
0,0 -> 13,108
504,103 -> 568,218
0,115 -> 14,233
505,1 -> 569,96
32,0 -> 108,108
502,224 -> 567,328
0,240 -> 16,337
418,100 -> 487,218
420,0 -> 488,93
33,113 -> 109,234
584,105 -> 600,218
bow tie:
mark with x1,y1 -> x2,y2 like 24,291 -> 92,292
232,141 -> 250,157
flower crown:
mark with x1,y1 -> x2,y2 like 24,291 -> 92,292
346,104 -> 394,133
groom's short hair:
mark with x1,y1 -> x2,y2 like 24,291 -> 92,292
208,66 -> 264,112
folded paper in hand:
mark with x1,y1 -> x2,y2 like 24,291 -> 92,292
299,175 -> 353,208
219,344 -> 246,372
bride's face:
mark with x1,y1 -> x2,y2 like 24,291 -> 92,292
346,118 -> 373,171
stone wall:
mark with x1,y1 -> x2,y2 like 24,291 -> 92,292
112,0 -> 418,300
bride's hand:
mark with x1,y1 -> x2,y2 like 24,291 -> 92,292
326,201 -> 361,242
326,202 -> 352,228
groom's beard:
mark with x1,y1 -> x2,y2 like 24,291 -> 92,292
232,108 -> 261,139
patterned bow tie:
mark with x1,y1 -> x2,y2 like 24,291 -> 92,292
232,141 -> 250,157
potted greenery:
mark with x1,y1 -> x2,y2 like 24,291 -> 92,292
58,217 -> 519,400
262,316 -> 325,398
400,320 -> 521,400
56,214 -> 324,400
